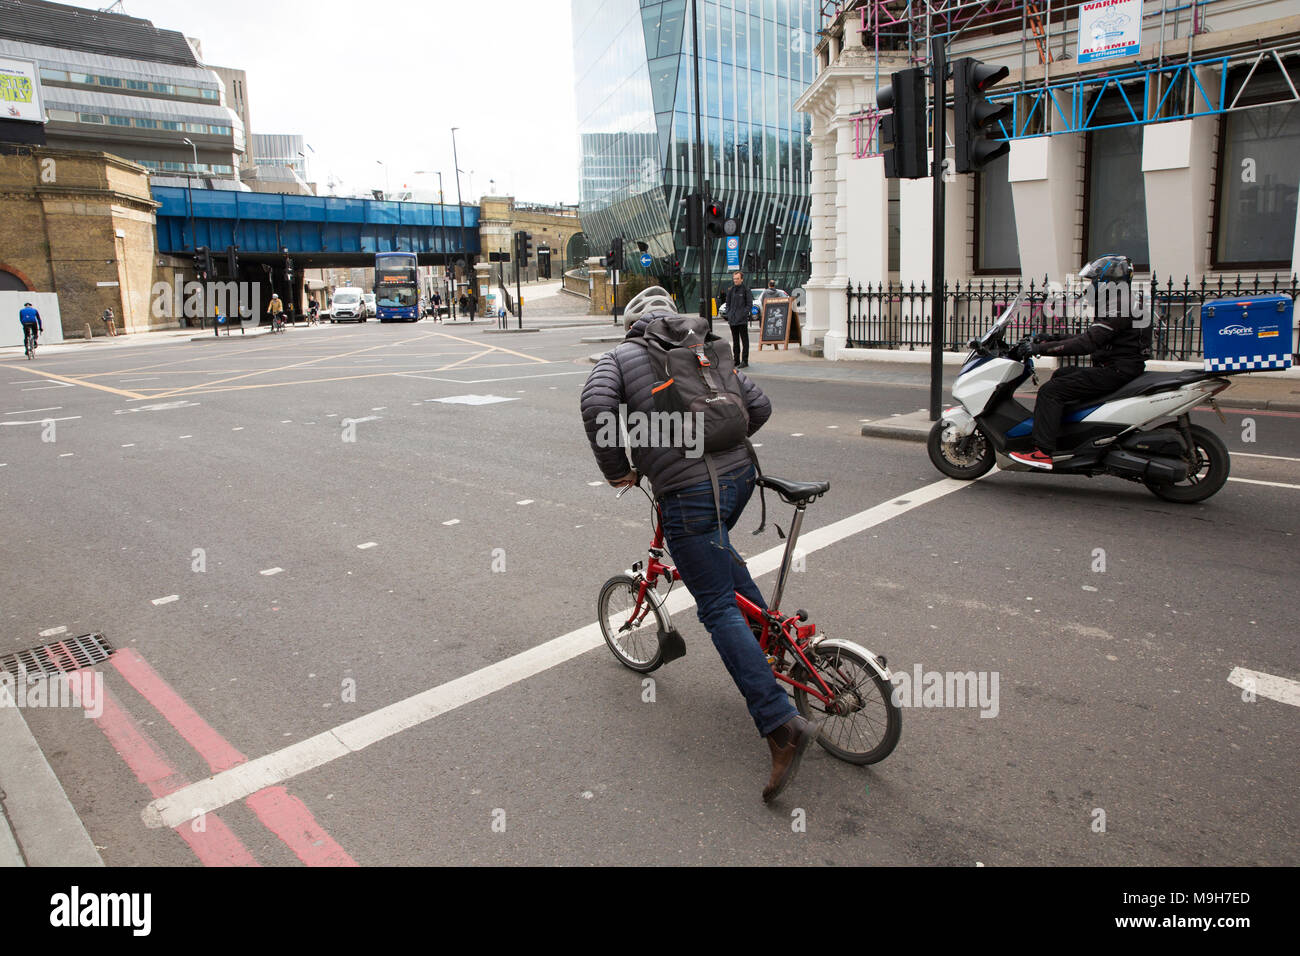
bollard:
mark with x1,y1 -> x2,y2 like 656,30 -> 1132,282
84,322 -> 94,341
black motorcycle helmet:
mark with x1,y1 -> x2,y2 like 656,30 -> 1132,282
1079,254 -> 1134,318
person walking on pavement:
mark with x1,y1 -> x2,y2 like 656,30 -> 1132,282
458,292 -> 468,318
580,289 -> 818,802
722,270 -> 752,368
101,307 -> 118,337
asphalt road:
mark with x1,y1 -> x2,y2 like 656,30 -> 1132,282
1,320 -> 1296,866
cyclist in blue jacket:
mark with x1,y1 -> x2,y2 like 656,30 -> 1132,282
19,302 -> 42,352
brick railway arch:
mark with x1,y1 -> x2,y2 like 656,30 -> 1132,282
0,263 -> 37,292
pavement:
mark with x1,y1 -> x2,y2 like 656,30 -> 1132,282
0,316 -> 1296,867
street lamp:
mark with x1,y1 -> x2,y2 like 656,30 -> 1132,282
181,137 -> 198,253
451,127 -> 468,305
376,159 -> 390,199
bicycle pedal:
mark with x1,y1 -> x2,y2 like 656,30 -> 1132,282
657,627 -> 686,664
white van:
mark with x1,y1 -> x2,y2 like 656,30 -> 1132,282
361,293 -> 377,318
330,287 -> 367,322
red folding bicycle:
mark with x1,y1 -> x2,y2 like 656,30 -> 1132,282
598,474 -> 902,765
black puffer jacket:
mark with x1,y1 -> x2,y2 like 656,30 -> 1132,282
580,313 -> 772,496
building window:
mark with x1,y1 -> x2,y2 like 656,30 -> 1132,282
1084,87 -> 1149,268
39,68 -> 67,82
107,115 -> 131,126
134,118 -> 157,129
1214,69 -> 1300,267
976,151 -> 1021,273
79,113 -> 105,124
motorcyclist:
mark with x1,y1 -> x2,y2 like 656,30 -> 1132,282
1009,255 -> 1148,470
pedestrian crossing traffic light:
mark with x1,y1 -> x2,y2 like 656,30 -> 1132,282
763,223 -> 783,263
194,246 -> 211,281
876,67 -> 927,180
515,231 -> 534,266
953,57 -> 1011,173
679,193 -> 702,247
704,199 -> 726,239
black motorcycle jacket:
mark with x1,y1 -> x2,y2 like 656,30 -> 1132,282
1034,311 -> 1147,372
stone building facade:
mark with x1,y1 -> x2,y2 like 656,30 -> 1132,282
0,145 -> 164,336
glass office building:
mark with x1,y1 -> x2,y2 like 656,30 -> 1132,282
572,0 -> 814,303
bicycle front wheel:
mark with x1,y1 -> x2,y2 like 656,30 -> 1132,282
793,643 -> 900,765
597,574 -> 667,673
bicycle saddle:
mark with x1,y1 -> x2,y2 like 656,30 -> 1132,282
758,475 -> 830,505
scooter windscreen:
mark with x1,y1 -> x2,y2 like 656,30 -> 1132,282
975,291 -> 1027,350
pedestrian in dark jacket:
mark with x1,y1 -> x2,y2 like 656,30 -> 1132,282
721,271 -> 752,367
580,305 -> 817,802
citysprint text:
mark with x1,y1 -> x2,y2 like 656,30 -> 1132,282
0,670 -> 104,718
50,887 -> 151,937
890,665 -> 1000,718
151,275 -> 260,324
593,404 -> 706,459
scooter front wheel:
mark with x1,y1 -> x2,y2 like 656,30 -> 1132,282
927,421 -> 995,480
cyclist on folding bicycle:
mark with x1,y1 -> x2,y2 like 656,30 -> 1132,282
580,287 -> 819,802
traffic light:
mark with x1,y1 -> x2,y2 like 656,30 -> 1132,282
763,223 -> 783,263
678,193 -> 702,246
225,245 -> 239,277
515,230 -> 534,266
611,236 -> 624,265
798,250 -> 810,272
704,199 -> 726,238
876,67 -> 927,180
194,246 -> 210,282
953,57 -> 1011,173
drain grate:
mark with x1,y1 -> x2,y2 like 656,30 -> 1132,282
0,632 -> 114,681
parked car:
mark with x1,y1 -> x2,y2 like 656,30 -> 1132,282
330,287 -> 367,322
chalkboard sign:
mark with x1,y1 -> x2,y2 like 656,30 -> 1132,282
759,296 -> 798,350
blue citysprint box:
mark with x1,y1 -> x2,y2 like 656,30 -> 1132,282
1201,295 -> 1294,372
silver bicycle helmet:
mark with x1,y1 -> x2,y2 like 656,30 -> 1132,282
620,285 -> 678,329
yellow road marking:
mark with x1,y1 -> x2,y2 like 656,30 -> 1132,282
0,365 -> 146,400
435,349 -> 496,372
433,331 -> 548,364
149,332 -> 444,399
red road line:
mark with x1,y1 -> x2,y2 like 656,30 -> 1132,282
65,674 -> 259,867
111,648 -> 357,867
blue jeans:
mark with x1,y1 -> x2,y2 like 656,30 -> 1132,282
659,464 -> 797,737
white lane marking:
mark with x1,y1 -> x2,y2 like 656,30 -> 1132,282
151,595 -> 179,606
791,433 -> 804,437
430,395 -> 518,406
1,416 -> 81,427
442,519 -> 460,526
281,420 -> 293,423
1227,667 -> 1300,707
4,406 -> 61,415
39,626 -> 67,638
341,415 -> 380,425
260,567 -> 283,576
8,380 -> 43,384
179,435 -> 192,439
140,475 -> 978,829
517,499 -> 534,506
21,383 -> 73,391
59,453 -> 73,458
357,542 -> 377,550
1230,452 -> 1300,463
371,407 -> 387,411
121,443 -> 134,448
398,370 -> 589,386
119,377 -> 160,383
587,481 -> 602,487
827,425 -> 839,429
0,463 -> 6,467
232,426 -> 244,431
1227,477 -> 1300,490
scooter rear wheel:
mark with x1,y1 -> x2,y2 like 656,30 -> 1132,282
1144,424 -> 1229,504
927,421 -> 995,480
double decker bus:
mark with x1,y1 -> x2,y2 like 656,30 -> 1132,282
374,252 -> 420,322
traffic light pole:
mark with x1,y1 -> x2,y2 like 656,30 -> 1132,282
515,233 -> 524,328
929,36 -> 947,423
690,0 -> 710,323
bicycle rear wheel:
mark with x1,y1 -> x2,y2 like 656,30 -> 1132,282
597,574 -> 667,673
792,643 -> 900,765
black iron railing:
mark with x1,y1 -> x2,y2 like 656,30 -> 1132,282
846,274 -> 1299,361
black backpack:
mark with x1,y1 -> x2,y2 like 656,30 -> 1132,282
629,314 -> 768,547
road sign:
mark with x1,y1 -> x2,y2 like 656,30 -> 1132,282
725,235 -> 740,270
639,252 -> 653,268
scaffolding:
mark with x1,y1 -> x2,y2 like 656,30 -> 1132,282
826,0 -> 1298,155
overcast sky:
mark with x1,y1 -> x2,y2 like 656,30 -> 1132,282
70,0 -> 580,204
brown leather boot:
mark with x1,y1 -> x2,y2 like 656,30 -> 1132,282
762,714 -> 816,803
